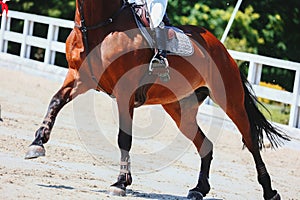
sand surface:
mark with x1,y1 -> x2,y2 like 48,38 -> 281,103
0,66 -> 299,200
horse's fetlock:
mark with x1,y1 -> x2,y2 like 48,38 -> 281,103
264,190 -> 279,200
118,173 -> 132,186
190,175 -> 210,197
198,178 -> 210,196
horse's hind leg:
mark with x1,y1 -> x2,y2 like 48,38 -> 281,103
162,87 -> 213,200
25,69 -> 90,159
210,71 -> 281,200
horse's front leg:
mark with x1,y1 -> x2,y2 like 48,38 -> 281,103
109,95 -> 135,196
24,89 -> 69,159
25,70 -> 89,159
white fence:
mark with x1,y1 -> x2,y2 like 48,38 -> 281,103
1,11 -> 300,128
0,11 -> 72,80
228,51 -> 300,128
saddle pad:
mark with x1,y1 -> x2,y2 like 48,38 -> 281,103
166,27 -> 194,57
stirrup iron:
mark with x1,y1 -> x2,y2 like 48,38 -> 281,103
149,52 -> 170,82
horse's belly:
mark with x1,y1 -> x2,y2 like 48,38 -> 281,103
144,82 -> 203,105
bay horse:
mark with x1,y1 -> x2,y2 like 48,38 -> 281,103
25,0 -> 289,199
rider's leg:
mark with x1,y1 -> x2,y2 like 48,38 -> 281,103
153,22 -> 168,67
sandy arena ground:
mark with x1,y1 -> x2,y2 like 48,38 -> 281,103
0,66 -> 299,200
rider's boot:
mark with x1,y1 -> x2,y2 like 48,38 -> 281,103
149,22 -> 170,82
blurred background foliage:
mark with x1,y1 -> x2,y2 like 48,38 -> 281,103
7,0 -> 300,92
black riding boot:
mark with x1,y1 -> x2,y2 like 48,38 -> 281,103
149,23 -> 170,82
154,23 -> 168,66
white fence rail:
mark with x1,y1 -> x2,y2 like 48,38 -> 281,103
1,11 -> 300,128
0,11 -> 73,64
228,51 -> 300,128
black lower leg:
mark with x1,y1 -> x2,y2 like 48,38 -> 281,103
253,151 -> 278,200
257,164 -> 278,199
117,128 -> 133,186
31,90 -> 70,146
154,24 -> 167,56
189,151 -> 213,197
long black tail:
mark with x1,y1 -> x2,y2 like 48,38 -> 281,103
240,72 -> 290,149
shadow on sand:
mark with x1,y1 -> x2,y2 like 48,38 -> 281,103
96,188 -> 223,200
38,184 -> 222,200
37,184 -> 75,190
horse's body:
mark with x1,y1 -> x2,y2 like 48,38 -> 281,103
25,0 -> 289,199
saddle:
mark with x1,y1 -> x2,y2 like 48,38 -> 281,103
132,4 -> 194,57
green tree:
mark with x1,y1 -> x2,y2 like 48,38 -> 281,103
10,0 -> 75,19
244,0 -> 300,62
168,0 -> 300,62
169,3 -> 263,53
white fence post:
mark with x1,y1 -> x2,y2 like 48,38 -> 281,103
0,15 -> 7,52
20,19 -> 29,58
25,20 -> 34,59
247,61 -> 262,85
44,24 -> 54,64
50,25 -> 59,65
3,17 -> 11,53
289,69 -> 300,127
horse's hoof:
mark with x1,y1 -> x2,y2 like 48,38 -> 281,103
109,185 -> 126,196
268,193 -> 281,200
187,190 -> 204,200
25,145 -> 45,159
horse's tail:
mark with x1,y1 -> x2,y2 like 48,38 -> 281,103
240,72 -> 290,149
